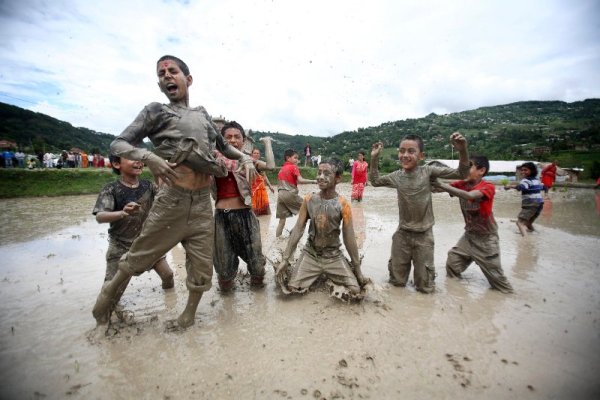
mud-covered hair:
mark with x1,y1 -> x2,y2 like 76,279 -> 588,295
520,161 -> 538,178
470,155 -> 490,177
156,55 -> 190,76
109,154 -> 121,175
400,134 -> 425,152
284,148 -> 298,160
221,120 -> 246,138
320,157 -> 344,177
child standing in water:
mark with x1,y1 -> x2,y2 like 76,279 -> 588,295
212,121 -> 275,291
275,149 -> 317,237
505,161 -> 544,236
369,133 -> 470,293
250,147 -> 275,216
432,155 -> 513,293
276,158 -> 368,299
93,155 -> 174,308
92,55 -> 256,329
351,151 -> 369,202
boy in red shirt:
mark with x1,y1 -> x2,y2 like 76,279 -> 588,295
275,149 -> 317,237
433,155 -> 513,293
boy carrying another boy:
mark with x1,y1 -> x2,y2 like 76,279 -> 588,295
432,156 -> 514,293
93,155 -> 174,307
275,158 -> 368,299
275,148 -> 317,237
92,55 -> 256,329
369,132 -> 469,293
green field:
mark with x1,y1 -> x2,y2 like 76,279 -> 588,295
0,167 -> 352,198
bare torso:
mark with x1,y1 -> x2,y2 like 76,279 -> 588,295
172,164 -> 212,190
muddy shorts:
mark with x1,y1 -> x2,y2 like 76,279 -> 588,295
105,238 -> 166,281
118,185 -> 214,293
276,189 -> 303,219
388,228 -> 435,293
286,250 -> 359,293
213,208 -> 266,281
518,203 -> 543,223
446,232 -> 513,293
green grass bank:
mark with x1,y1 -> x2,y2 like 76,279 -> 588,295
0,167 -> 353,198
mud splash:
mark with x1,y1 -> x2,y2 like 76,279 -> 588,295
0,184 -> 599,399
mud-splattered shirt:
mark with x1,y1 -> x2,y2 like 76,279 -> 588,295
110,102 -> 236,171
303,192 -> 352,259
450,179 -> 498,234
369,163 -> 469,232
92,180 -> 156,244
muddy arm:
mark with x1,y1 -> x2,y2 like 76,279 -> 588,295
276,199 -> 310,275
340,199 -> 366,286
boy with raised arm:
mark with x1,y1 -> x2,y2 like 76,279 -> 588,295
369,133 -> 469,293
92,55 -> 256,328
276,158 -> 368,299
433,155 -> 514,293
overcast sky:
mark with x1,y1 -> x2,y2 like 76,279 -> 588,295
1,0 -> 599,137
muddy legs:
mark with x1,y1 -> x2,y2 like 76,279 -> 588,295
177,291 -> 203,328
516,220 -> 528,237
152,258 -> 174,289
92,270 -> 133,324
276,218 -> 286,237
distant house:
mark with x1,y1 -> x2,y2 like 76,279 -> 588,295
428,159 -> 572,182
428,159 -> 529,174
533,146 -> 551,155
0,139 -> 17,149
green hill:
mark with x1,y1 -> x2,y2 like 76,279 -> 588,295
2,99 -> 599,178
0,102 -> 115,154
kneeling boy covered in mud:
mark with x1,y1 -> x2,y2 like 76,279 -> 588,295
275,158 -> 369,300
93,155 -> 174,296
369,132 -> 470,293
432,155 -> 513,293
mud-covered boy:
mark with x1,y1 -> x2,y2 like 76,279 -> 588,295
92,55 -> 256,328
369,133 -> 469,293
276,158 -> 368,299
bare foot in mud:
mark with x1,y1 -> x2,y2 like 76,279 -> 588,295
176,312 -> 195,329
92,285 -> 114,325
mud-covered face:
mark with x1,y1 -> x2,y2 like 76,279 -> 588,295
252,149 -> 261,160
157,60 -> 192,103
467,161 -> 485,182
397,139 -> 423,171
115,158 -> 143,176
223,128 -> 244,150
317,163 -> 338,190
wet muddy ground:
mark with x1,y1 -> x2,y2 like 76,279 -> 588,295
1,184 -> 599,399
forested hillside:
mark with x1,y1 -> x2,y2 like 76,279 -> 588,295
2,99 -> 599,176
0,102 -> 115,154
251,99 -> 600,169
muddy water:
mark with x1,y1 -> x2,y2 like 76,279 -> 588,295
1,184 -> 599,399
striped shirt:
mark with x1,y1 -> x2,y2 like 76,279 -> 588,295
516,177 -> 544,205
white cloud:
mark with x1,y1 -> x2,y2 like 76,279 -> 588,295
1,0 -> 599,137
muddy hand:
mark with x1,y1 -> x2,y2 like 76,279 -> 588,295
450,132 -> 467,151
123,202 -> 140,216
144,153 -> 178,186
371,141 -> 383,158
